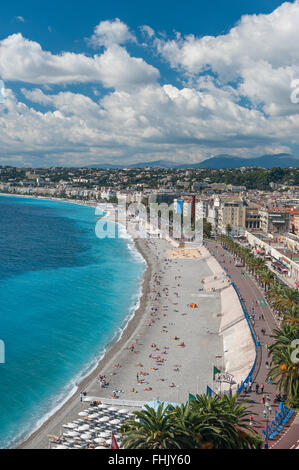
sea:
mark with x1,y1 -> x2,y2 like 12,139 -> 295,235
0,195 -> 145,448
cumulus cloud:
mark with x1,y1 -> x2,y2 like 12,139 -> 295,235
90,18 -> 136,47
156,1 -> 299,77
0,34 -> 159,89
155,1 -> 299,116
1,4 -> 299,166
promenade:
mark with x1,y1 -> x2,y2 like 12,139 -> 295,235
205,240 -> 298,450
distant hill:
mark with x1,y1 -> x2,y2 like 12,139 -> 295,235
195,153 -> 299,169
88,154 -> 299,169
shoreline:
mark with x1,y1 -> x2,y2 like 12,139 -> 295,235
0,194 -> 149,449
2,194 -> 254,449
17,238 -> 153,449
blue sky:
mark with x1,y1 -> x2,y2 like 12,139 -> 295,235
0,0 -> 299,166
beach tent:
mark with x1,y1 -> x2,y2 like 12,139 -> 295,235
143,400 -> 179,412
190,303 -> 198,308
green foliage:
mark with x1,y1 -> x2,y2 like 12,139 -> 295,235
120,396 -> 262,449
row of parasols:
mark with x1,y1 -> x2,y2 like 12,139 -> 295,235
50,404 -> 135,449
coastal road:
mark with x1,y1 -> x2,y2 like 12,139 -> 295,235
205,240 -> 298,450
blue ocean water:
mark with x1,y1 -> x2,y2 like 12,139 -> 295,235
0,196 -> 145,448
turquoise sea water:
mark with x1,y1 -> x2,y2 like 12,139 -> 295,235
0,196 -> 145,448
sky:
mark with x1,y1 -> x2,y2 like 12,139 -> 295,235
0,0 -> 299,167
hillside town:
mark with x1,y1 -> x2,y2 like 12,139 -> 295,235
1,165 -> 299,290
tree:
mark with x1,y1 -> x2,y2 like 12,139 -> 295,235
120,404 -> 185,449
121,397 -> 262,449
203,219 -> 212,238
226,224 -> 232,235
267,346 -> 299,408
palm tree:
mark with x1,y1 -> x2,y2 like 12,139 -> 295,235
269,323 -> 299,352
267,345 -> 299,408
284,305 -> 299,324
120,404 -> 186,449
188,394 -> 261,449
121,397 -> 262,449
259,269 -> 275,292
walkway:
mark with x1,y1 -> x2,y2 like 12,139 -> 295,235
205,240 -> 298,450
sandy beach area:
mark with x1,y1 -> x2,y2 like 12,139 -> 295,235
18,234 -> 225,449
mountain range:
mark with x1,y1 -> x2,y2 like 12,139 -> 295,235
89,153 -> 299,169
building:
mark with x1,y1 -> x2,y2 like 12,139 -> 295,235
245,202 -> 261,230
259,208 -> 290,234
217,198 -> 246,233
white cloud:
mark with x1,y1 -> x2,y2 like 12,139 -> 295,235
140,25 -> 155,39
156,1 -> 299,77
90,18 -> 136,47
1,5 -> 299,166
0,34 -> 159,89
155,1 -> 299,116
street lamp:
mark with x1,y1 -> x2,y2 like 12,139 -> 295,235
263,401 -> 272,449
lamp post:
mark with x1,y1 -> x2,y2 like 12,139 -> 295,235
263,401 -> 272,449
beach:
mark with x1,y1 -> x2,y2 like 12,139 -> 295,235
18,234 -> 225,449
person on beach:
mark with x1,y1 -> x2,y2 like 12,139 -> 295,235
255,383 -> 259,394
260,383 -> 264,393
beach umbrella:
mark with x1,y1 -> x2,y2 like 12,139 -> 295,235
118,409 -> 129,414
53,445 -> 70,449
80,433 -> 93,439
98,416 -> 110,423
64,431 -> 79,437
78,412 -> 88,417
95,446 -> 106,449
108,406 -> 118,412
88,413 -> 100,419
98,431 -> 111,438
63,423 -> 77,429
94,438 -> 106,444
77,424 -> 90,431
98,404 -> 108,409
110,419 -> 121,425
